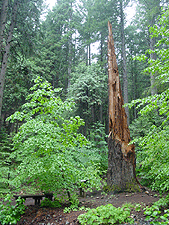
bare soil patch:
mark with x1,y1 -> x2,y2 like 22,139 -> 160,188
15,189 -> 161,225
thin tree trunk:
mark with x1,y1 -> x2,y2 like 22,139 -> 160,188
88,43 -> 91,66
149,35 -> 157,95
100,32 -> 103,62
120,0 -> 129,125
68,39 -> 72,88
91,104 -> 95,123
107,21 -> 141,192
146,0 -> 160,96
130,48 -> 137,120
100,104 -> 103,124
0,0 -> 18,117
86,45 -> 88,66
134,60 -> 138,119
68,40 -> 72,88
67,1 -> 72,89
131,68 -> 137,119
0,0 -> 9,128
0,0 -> 8,53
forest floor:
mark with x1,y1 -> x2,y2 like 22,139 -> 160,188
15,188 -> 163,225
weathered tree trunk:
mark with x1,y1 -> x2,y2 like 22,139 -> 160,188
144,0 -> 160,96
149,34 -> 157,96
68,36 -> 72,88
0,0 -> 9,128
0,0 -> 9,53
120,0 -> 129,125
0,0 -> 18,118
107,21 -> 139,192
67,1 -> 73,89
100,32 -> 103,63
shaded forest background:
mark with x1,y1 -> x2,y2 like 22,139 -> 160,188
0,0 -> 169,197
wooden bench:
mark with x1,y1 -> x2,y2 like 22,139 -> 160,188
14,193 -> 53,205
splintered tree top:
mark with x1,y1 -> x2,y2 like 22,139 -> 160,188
108,21 -> 133,157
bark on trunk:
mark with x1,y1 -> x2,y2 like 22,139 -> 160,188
0,0 -> 18,117
107,21 -> 139,192
67,1 -> 72,89
0,0 -> 8,53
88,43 -> 91,66
100,104 -> 103,123
107,138 -> 134,190
149,35 -> 157,96
120,0 -> 129,125
147,1 -> 160,96
68,35 -> 72,88
100,32 -> 103,62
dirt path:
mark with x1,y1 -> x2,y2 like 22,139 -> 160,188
15,189 -> 161,225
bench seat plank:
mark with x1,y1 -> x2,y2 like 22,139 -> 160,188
14,193 -> 53,205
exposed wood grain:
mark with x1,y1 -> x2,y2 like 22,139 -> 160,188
107,21 -> 138,191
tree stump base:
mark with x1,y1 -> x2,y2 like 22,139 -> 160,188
107,137 -> 139,192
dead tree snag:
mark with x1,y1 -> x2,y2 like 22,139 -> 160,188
107,21 -> 139,192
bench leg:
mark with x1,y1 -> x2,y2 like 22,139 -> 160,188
35,197 -> 43,205
34,198 -> 41,205
37,199 -> 41,205
79,188 -> 85,197
35,198 -> 38,205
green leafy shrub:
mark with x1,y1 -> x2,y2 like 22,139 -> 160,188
135,203 -> 143,212
127,9 -> 169,193
136,125 -> 169,192
6,77 -> 102,199
64,193 -> 80,213
130,113 -> 169,191
87,122 -> 108,176
40,198 -> 61,208
68,63 -> 108,177
0,194 -> 25,225
64,205 -> 90,214
144,194 -> 169,224
0,129 -> 15,194
77,204 -> 134,225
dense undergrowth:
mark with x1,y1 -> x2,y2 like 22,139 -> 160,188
128,8 -> 169,193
